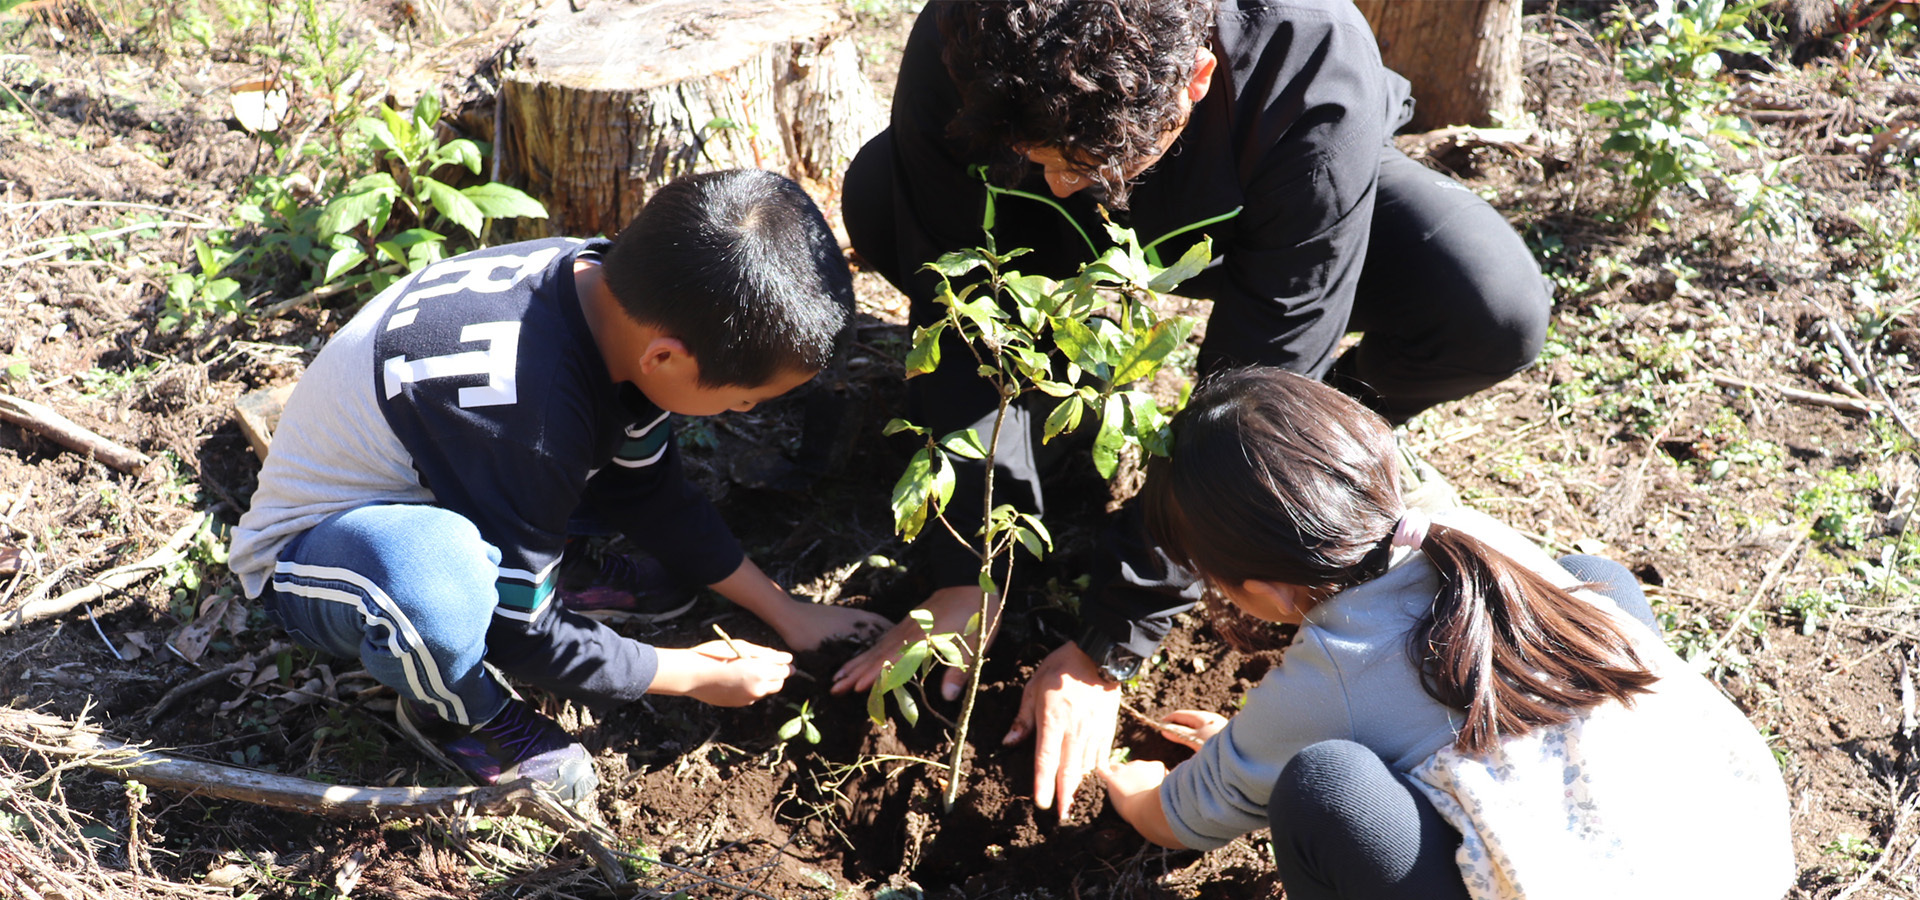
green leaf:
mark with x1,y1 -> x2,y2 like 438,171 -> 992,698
892,686 -> 920,726
930,452 -> 956,523
939,429 -> 989,460
204,278 -> 241,303
1054,317 -> 1101,371
413,91 -> 442,133
419,177 -> 484,238
924,249 -> 988,278
1092,396 -> 1126,479
1042,395 -> 1085,444
929,633 -> 967,667
317,179 -> 397,236
867,678 -> 888,726
1020,513 -> 1054,551
359,113 -> 401,156
890,449 -> 936,540
324,246 -> 368,283
878,646 -> 919,695
1004,272 -> 1060,319
909,607 -> 936,635
433,138 -> 484,174
778,717 -> 802,740
905,323 -> 945,378
1147,236 -> 1212,293
461,182 -> 548,219
882,418 -> 926,437
804,721 -> 821,744
1112,318 -> 1196,386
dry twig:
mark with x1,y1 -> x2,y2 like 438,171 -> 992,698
0,707 -> 629,885
0,510 -> 211,634
0,392 -> 152,473
1706,373 -> 1880,415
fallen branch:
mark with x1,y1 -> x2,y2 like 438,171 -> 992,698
1706,373 -> 1880,415
259,264 -> 404,318
1700,528 -> 1807,670
0,392 -> 152,473
0,510 -> 210,634
0,707 -> 627,885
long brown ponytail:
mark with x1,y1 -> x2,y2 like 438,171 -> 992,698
1143,367 -> 1657,755
1412,523 -> 1657,754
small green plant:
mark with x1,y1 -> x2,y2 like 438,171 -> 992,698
1822,833 -> 1880,875
779,699 -> 823,745
875,177 -> 1205,805
1585,0 -> 1769,221
315,92 -> 549,290
1779,588 -> 1843,635
875,176 -> 1215,809
1794,468 -> 1880,549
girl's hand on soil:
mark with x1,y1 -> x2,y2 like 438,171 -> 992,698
651,641 -> 793,706
829,585 -> 1001,698
773,602 -> 892,654
1096,758 -> 1184,849
1004,642 -> 1121,823
1158,709 -> 1229,751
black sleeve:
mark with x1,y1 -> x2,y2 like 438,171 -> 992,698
487,605 -> 660,710
578,432 -> 745,589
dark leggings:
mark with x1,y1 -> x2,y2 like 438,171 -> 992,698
1268,555 -> 1654,899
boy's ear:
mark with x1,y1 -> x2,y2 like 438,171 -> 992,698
1188,49 -> 1218,104
636,336 -> 693,375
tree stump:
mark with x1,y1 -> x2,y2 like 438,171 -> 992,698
494,0 -> 885,240
1354,0 -> 1525,132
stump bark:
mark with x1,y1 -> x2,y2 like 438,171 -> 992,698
493,0 -> 885,240
1355,0 -> 1526,132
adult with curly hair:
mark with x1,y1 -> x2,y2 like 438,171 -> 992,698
832,0 -> 1553,821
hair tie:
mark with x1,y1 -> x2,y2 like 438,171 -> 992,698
1391,509 -> 1430,549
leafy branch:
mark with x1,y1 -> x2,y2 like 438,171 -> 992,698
873,181 -> 1216,810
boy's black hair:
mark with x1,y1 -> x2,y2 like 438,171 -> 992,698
602,169 -> 854,388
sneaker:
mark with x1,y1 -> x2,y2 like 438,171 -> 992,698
1394,428 -> 1460,513
396,696 -> 598,806
555,540 -> 699,624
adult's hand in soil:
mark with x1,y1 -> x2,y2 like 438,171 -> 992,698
828,585 -> 1000,697
1157,709 -> 1229,751
1003,641 -> 1121,822
651,641 -> 794,706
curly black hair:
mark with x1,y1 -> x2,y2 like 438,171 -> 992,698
936,0 -> 1215,207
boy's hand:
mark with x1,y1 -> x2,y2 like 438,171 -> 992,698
774,602 -> 891,653
651,641 -> 793,706
830,585 -> 1001,698
1157,709 -> 1229,751
710,558 -> 889,652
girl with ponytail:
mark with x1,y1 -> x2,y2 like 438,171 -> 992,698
1097,367 -> 1791,900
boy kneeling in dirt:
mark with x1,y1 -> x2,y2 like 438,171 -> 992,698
229,168 -> 889,804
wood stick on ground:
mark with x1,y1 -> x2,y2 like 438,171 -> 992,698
0,392 -> 152,473
1825,315 -> 1918,444
1701,528 -> 1808,667
1706,373 -> 1880,415
0,707 -> 628,885
258,264 -> 404,318
0,510 -> 210,634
